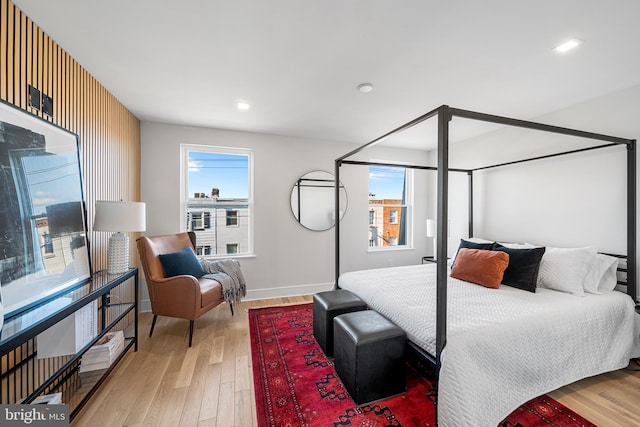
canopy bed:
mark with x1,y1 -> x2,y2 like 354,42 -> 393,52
333,105 -> 639,426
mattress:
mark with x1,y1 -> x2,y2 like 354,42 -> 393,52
338,263 -> 640,426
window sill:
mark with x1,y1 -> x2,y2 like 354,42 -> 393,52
199,253 -> 256,260
367,246 -> 414,253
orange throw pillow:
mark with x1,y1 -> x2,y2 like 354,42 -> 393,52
450,248 -> 509,289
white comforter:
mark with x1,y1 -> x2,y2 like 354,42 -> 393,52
338,263 -> 640,427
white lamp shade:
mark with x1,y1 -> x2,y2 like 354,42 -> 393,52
426,219 -> 436,237
426,218 -> 451,238
93,201 -> 146,232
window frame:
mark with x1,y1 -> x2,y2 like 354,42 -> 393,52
389,209 -> 398,224
367,164 -> 414,251
226,210 -> 239,227
180,144 -> 254,258
189,212 -> 206,231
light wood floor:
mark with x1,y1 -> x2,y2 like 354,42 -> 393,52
71,296 -> 640,427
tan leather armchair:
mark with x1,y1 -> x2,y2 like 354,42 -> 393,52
136,231 -> 232,347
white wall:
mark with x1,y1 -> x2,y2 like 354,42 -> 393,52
140,122 -> 430,308
139,83 -> 640,307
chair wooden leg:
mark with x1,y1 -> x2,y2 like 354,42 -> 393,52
189,320 -> 194,347
149,315 -> 158,337
229,302 -> 234,316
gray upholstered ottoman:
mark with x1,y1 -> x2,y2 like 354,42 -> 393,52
313,289 -> 367,357
333,310 -> 406,405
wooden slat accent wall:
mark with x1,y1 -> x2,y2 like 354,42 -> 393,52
0,0 -> 141,272
0,0 -> 141,406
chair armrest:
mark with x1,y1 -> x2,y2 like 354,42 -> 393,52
152,274 -> 199,289
148,275 -> 201,319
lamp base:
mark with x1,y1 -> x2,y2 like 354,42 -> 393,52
107,232 -> 129,275
433,238 -> 437,259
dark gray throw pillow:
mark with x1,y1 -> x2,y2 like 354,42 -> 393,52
452,239 -> 495,266
158,246 -> 205,278
492,243 -> 546,293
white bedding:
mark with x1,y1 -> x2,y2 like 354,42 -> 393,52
338,263 -> 640,427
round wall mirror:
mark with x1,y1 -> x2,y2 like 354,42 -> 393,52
290,170 -> 347,231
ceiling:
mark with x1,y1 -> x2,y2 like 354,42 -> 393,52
13,0 -> 640,149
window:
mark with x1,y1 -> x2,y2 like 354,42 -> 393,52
42,232 -> 54,255
192,213 -> 204,230
195,245 -> 212,256
188,212 -> 210,231
389,210 -> 398,224
368,165 -> 412,249
226,210 -> 238,227
182,145 -> 253,257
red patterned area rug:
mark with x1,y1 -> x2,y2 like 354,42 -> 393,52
249,303 -> 595,427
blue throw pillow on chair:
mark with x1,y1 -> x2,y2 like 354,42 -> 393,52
158,246 -> 205,278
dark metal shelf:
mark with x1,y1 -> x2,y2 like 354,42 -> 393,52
0,268 -> 138,420
0,268 -> 137,355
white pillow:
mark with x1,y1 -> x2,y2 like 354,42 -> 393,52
466,237 -> 494,244
583,254 -> 619,294
497,241 -> 536,249
537,246 -> 597,296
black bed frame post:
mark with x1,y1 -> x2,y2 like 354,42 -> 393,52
436,105 -> 451,372
468,171 -> 474,238
628,140 -> 637,302
335,159 -> 341,287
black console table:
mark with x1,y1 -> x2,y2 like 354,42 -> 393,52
0,268 -> 138,419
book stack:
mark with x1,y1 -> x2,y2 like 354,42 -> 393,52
32,392 -> 63,404
18,392 -> 63,404
80,330 -> 124,373
78,368 -> 107,392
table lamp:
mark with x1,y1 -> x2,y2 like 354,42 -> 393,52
93,200 -> 146,274
426,219 -> 437,258
426,218 -> 451,259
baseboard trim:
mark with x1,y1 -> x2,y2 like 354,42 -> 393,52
138,282 -> 334,313
244,282 -> 334,301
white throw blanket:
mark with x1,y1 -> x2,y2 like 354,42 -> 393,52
200,259 -> 246,304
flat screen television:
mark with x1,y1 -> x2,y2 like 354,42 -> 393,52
0,100 -> 91,318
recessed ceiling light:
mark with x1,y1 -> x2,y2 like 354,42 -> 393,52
554,39 -> 581,53
237,101 -> 251,111
357,83 -> 374,93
